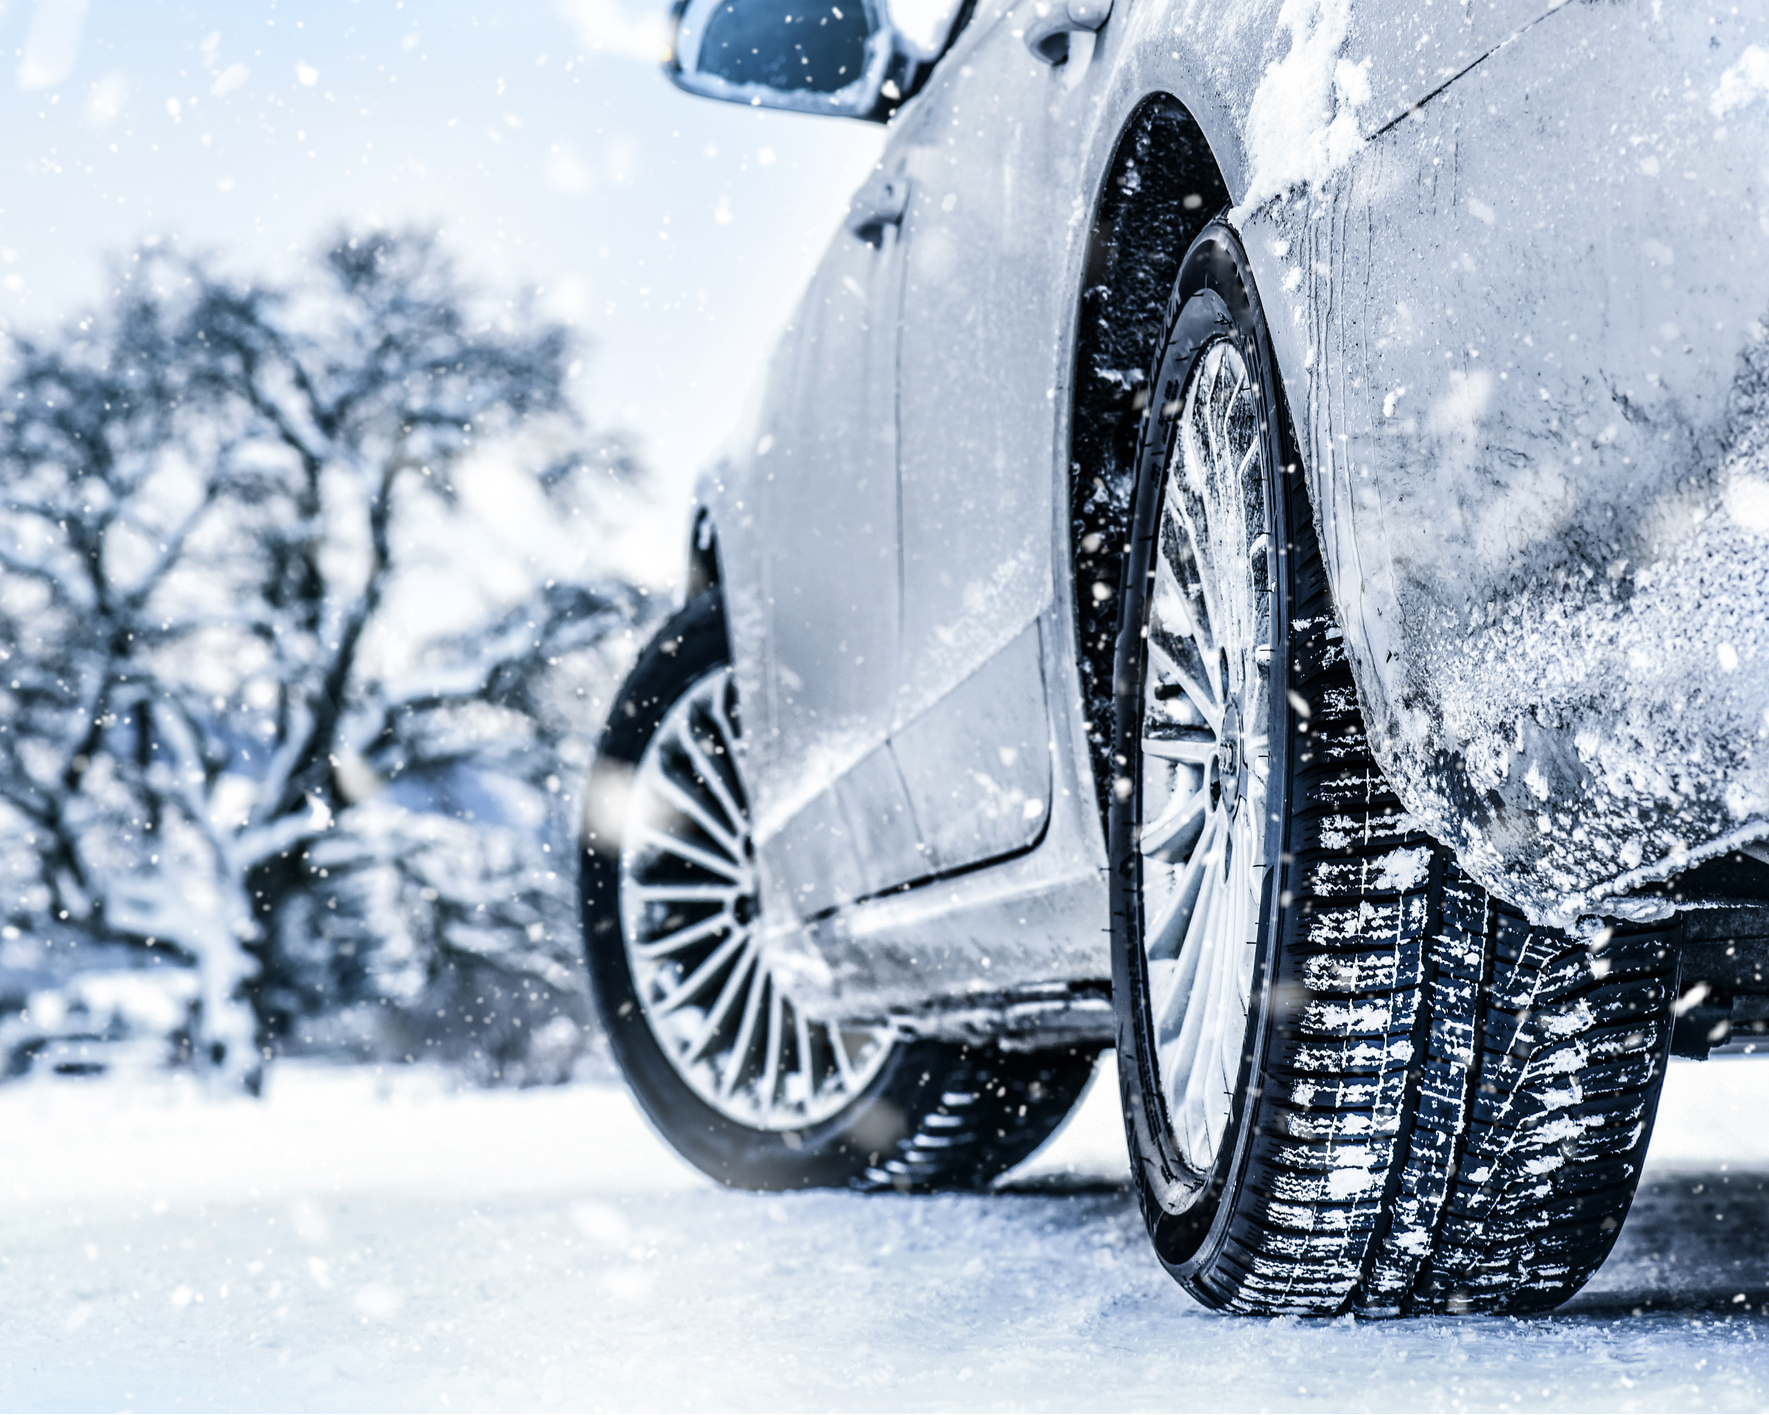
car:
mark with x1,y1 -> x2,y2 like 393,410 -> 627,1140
580,0 -> 1769,1316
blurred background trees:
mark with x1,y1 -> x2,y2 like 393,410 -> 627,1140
0,230 -> 650,1089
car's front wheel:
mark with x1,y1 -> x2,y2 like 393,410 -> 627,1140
1109,221 -> 1680,1315
582,588 -> 1098,1191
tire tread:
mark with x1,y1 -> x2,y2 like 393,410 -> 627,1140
1116,226 -> 1676,1317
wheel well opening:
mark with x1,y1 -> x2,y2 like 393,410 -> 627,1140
1069,95 -> 1231,826
687,505 -> 720,598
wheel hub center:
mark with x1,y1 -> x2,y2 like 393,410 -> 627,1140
1218,700 -> 1243,811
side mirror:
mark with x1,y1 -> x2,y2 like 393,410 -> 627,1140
664,0 -> 961,121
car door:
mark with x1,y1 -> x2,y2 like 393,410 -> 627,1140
729,193 -> 922,921
883,3 -> 1085,874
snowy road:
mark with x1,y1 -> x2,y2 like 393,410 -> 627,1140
2,1056 -> 1768,1413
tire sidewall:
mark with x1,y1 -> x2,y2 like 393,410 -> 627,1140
1109,222 -> 1300,1275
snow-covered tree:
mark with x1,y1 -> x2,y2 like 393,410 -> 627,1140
0,231 -> 642,1087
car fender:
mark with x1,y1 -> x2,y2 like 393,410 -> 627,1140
1245,2 -> 1769,923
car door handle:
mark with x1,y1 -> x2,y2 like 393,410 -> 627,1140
846,172 -> 911,246
1024,0 -> 1111,64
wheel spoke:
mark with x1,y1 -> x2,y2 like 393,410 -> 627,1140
1189,879 -> 1240,1161
1146,813 -> 1218,961
1164,840 -> 1231,1152
1152,551 -> 1210,655
653,926 -> 750,1017
1160,817 -> 1231,1075
1235,430 -> 1261,483
685,940 -> 758,1064
1169,509 -> 1223,682
633,908 -> 737,960
651,768 -> 746,863
1148,640 -> 1221,731
633,824 -> 747,883
627,881 -> 743,905
674,717 -> 748,845
720,948 -> 769,1097
1204,818 -> 1252,1155
706,687 -> 747,795
795,1005 -> 817,1106
1141,731 -> 1217,765
759,982 -> 785,1118
1155,816 -> 1223,1045
829,1024 -> 858,1089
1141,782 -> 1210,863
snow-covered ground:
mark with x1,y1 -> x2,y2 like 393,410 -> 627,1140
1,1054 -> 1766,1413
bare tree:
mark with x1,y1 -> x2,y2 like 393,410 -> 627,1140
0,231 -> 642,1086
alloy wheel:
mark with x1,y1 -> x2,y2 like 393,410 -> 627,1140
1136,336 -> 1275,1195
618,667 -> 894,1130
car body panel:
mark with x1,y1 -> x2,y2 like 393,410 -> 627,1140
1252,1 -> 1769,923
890,0 -> 1067,723
719,216 -> 906,921
780,606 -> 1113,1017
887,621 -> 1054,870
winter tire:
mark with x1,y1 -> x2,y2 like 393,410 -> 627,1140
1108,222 -> 1680,1315
583,588 -> 1098,1190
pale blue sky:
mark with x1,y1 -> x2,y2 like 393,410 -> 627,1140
0,0 -> 886,586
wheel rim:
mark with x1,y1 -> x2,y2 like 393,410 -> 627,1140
1138,336 -> 1275,1192
618,667 -> 894,1130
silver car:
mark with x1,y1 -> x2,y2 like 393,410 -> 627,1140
582,0 -> 1769,1315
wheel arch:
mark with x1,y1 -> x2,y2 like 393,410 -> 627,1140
686,504 -> 721,598
1068,93 -> 1233,826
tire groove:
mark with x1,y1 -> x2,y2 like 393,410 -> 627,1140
1345,847 -> 1445,1314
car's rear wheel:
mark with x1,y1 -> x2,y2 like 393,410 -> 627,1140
1109,221 -> 1680,1315
583,589 -> 1098,1190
